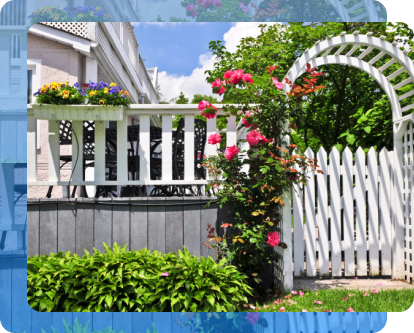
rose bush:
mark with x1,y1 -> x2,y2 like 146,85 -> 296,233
199,62 -> 325,289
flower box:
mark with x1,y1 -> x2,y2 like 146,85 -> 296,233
32,104 -> 124,121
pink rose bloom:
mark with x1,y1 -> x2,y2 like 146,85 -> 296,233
191,9 -> 198,17
347,308 -> 355,312
239,2 -> 250,13
223,70 -> 233,79
198,100 -> 210,112
186,3 -> 195,11
245,312 -> 260,325
201,105 -> 218,119
280,307 -> 285,312
224,145 -> 240,161
272,77 -> 284,90
208,133 -> 221,145
243,116 -> 253,128
267,231 -> 280,247
202,0 -> 211,8
242,73 -> 253,83
212,0 -> 223,6
292,291 -> 298,295
217,85 -> 225,95
246,130 -> 262,146
299,291 -> 305,297
230,69 -> 244,85
371,289 -> 379,294
160,272 -> 169,276
211,78 -> 224,88
314,301 -> 323,305
259,135 -> 271,144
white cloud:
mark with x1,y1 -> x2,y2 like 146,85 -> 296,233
157,23 -> 264,101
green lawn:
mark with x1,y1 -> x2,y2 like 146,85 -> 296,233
244,288 -> 414,312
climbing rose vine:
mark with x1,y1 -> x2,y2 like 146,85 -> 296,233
200,62 -> 325,289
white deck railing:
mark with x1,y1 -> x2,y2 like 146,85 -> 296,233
27,104 -> 240,191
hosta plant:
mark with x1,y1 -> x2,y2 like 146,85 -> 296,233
27,243 -> 252,312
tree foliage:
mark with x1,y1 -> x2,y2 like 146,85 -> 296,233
205,22 -> 414,153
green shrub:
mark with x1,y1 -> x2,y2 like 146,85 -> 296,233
27,244 -> 252,312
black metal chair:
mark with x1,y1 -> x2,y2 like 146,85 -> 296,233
149,118 -> 207,196
46,121 -> 95,198
94,124 -> 163,198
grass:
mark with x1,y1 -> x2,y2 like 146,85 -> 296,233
244,288 -> 414,312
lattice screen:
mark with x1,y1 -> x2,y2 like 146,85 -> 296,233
42,22 -> 88,39
403,121 -> 414,283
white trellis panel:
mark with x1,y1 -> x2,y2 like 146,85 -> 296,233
304,147 -> 317,276
367,147 -> 379,275
330,147 -> 342,276
379,148 -> 392,276
403,121 -> 414,283
342,147 -> 355,276
355,148 -> 367,276
293,159 -> 304,276
317,148 -> 329,276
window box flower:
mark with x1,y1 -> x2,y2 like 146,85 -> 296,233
32,81 -> 130,120
32,104 -> 124,121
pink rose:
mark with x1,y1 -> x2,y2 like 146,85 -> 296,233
267,231 -> 280,247
259,135 -> 271,144
239,2 -> 250,13
280,307 -> 285,312
212,0 -> 223,6
245,312 -> 260,325
246,130 -> 262,146
202,0 -> 211,8
208,133 -> 221,145
224,145 -> 240,161
229,69 -> 244,85
191,9 -> 198,17
186,3 -> 195,11
223,70 -> 233,79
198,100 -> 210,112
218,85 -> 225,95
202,105 -> 218,119
242,73 -> 254,83
299,291 -> 305,297
160,272 -> 169,276
347,308 -> 355,312
272,77 -> 284,90
292,291 -> 297,295
243,116 -> 253,128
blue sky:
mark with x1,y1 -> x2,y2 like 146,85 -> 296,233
131,23 -> 263,101
133,23 -> 233,76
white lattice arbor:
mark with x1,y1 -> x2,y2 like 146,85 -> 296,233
280,32 -> 414,289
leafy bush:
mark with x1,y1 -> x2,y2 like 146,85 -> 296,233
27,244 -> 252,312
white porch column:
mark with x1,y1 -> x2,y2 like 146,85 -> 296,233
0,35 -> 11,96
85,57 -> 98,197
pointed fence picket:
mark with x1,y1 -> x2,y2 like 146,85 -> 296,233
290,146 -> 394,278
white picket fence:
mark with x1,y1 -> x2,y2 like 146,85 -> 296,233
289,146 -> 395,279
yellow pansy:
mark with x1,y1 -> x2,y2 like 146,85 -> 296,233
110,82 -> 117,87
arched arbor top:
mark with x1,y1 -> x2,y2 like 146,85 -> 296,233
284,32 -> 414,137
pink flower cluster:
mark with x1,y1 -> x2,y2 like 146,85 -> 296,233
186,0 -> 222,16
266,231 -> 280,247
239,2 -> 250,13
242,115 -> 254,128
272,77 -> 284,90
208,133 -> 221,145
211,78 -> 225,95
223,69 -> 253,85
224,145 -> 240,161
246,130 -> 271,147
185,3 -> 198,17
198,100 -> 218,119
